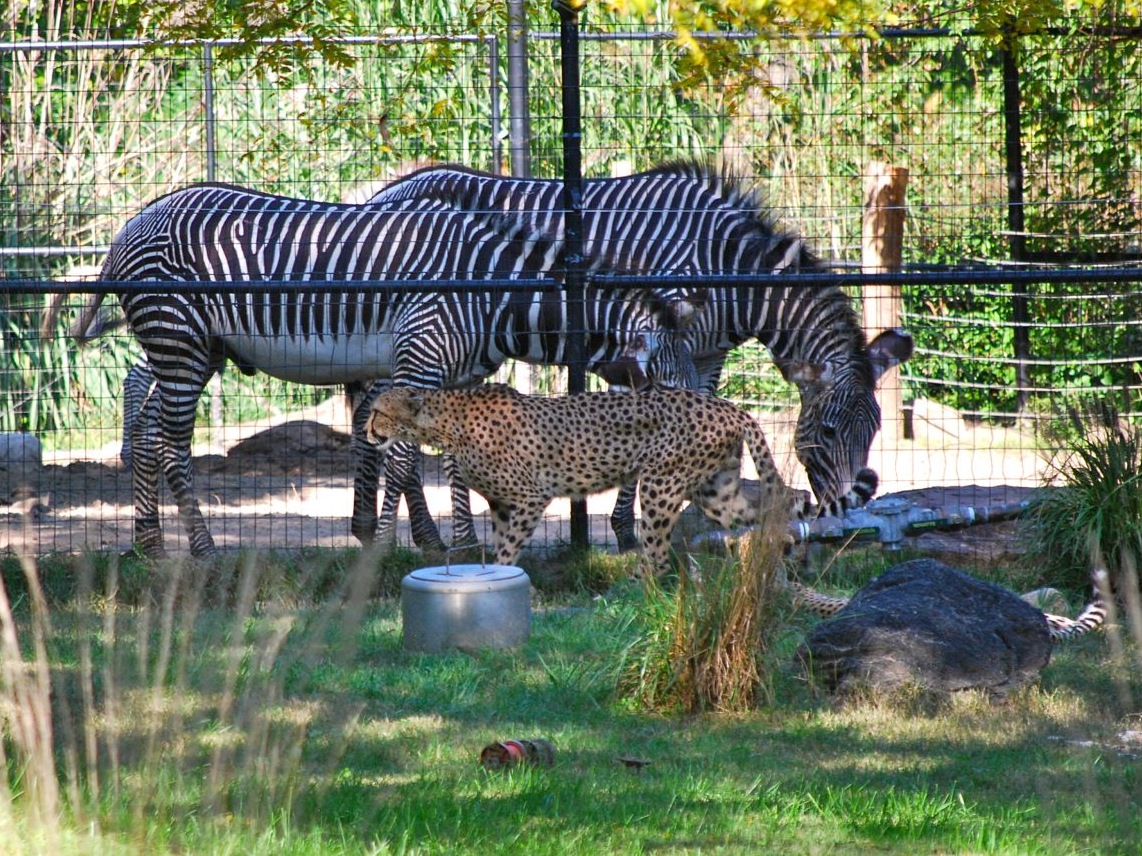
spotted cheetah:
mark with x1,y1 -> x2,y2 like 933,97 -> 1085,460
365,383 -> 876,579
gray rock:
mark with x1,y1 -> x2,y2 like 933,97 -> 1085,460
1,432 -> 42,504
797,558 -> 1052,701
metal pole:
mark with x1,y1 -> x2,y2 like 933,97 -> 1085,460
487,35 -> 504,174
554,0 -> 588,548
202,43 -> 224,447
507,0 -> 532,177
1002,37 -> 1032,412
203,43 -> 217,181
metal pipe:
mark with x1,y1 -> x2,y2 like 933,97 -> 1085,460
691,496 -> 1036,552
1002,37 -> 1032,412
487,35 -> 504,174
203,43 -> 217,182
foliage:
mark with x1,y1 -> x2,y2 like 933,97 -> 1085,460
1023,402 -> 1142,592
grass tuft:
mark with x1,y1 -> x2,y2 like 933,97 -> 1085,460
616,504 -> 788,714
1024,402 -> 1142,592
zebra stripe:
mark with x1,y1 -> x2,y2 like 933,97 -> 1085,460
364,161 -> 911,548
96,182 -> 683,557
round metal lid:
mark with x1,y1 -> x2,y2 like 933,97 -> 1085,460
402,564 -> 530,592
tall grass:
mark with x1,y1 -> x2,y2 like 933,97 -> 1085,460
617,505 -> 789,714
2,544 -> 1140,853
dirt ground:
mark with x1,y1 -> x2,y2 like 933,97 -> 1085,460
1,397 -> 1053,565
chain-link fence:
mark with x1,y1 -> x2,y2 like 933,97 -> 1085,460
2,13 -> 1141,557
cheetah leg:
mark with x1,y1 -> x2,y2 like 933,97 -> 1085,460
636,475 -> 688,580
488,496 -> 549,567
689,458 -> 754,531
610,481 -> 640,553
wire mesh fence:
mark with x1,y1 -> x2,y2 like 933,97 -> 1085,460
2,12 -> 1141,558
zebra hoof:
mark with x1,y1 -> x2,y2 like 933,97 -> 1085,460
351,517 -> 381,547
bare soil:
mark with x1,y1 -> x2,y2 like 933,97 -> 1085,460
1,400 -> 1052,565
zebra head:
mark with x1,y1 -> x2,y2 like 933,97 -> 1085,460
783,328 -> 914,510
654,288 -> 707,329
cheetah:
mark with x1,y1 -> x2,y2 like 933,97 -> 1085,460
365,383 -> 876,579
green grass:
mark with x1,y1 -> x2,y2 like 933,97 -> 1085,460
1,547 -> 1139,855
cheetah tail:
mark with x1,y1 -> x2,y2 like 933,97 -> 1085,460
1045,567 -> 1110,643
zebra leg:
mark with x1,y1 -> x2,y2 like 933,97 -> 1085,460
157,389 -> 216,558
609,481 -> 640,553
348,378 -> 445,551
129,390 -> 166,557
377,442 -> 448,553
442,453 -> 479,549
120,359 -> 155,470
350,435 -> 384,545
348,381 -> 387,545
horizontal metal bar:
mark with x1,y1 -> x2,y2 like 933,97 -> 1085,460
0,33 -> 494,53
6,264 -> 1142,296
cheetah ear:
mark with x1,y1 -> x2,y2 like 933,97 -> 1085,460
392,385 -> 426,420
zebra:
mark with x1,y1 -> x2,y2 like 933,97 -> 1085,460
360,161 -> 912,549
79,181 -> 695,557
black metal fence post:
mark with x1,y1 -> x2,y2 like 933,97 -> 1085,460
554,0 -> 589,548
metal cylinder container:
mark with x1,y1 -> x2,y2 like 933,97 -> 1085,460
401,564 -> 531,653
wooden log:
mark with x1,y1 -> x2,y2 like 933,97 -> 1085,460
861,161 -> 909,443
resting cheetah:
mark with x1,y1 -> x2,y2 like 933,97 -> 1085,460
365,383 -> 876,579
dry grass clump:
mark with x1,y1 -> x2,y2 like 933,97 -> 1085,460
617,502 -> 790,714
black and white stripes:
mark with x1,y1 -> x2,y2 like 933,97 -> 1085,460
99,182 -> 686,556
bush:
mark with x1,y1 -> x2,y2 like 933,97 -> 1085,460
1022,402 -> 1142,592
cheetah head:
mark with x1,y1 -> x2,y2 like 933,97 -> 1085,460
365,386 -> 427,451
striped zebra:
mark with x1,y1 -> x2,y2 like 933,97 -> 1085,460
81,182 -> 694,557
363,162 -> 911,550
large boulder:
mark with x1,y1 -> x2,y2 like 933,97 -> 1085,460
797,558 -> 1052,701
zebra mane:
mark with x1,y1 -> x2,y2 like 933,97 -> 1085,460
646,159 -> 821,266
640,162 -> 874,384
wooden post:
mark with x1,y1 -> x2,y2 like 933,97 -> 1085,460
861,161 -> 908,444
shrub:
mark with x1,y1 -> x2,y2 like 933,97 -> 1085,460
1022,402 -> 1142,592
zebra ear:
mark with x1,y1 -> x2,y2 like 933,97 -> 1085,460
867,328 -> 914,385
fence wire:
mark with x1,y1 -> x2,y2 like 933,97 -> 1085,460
2,19 -> 1141,557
